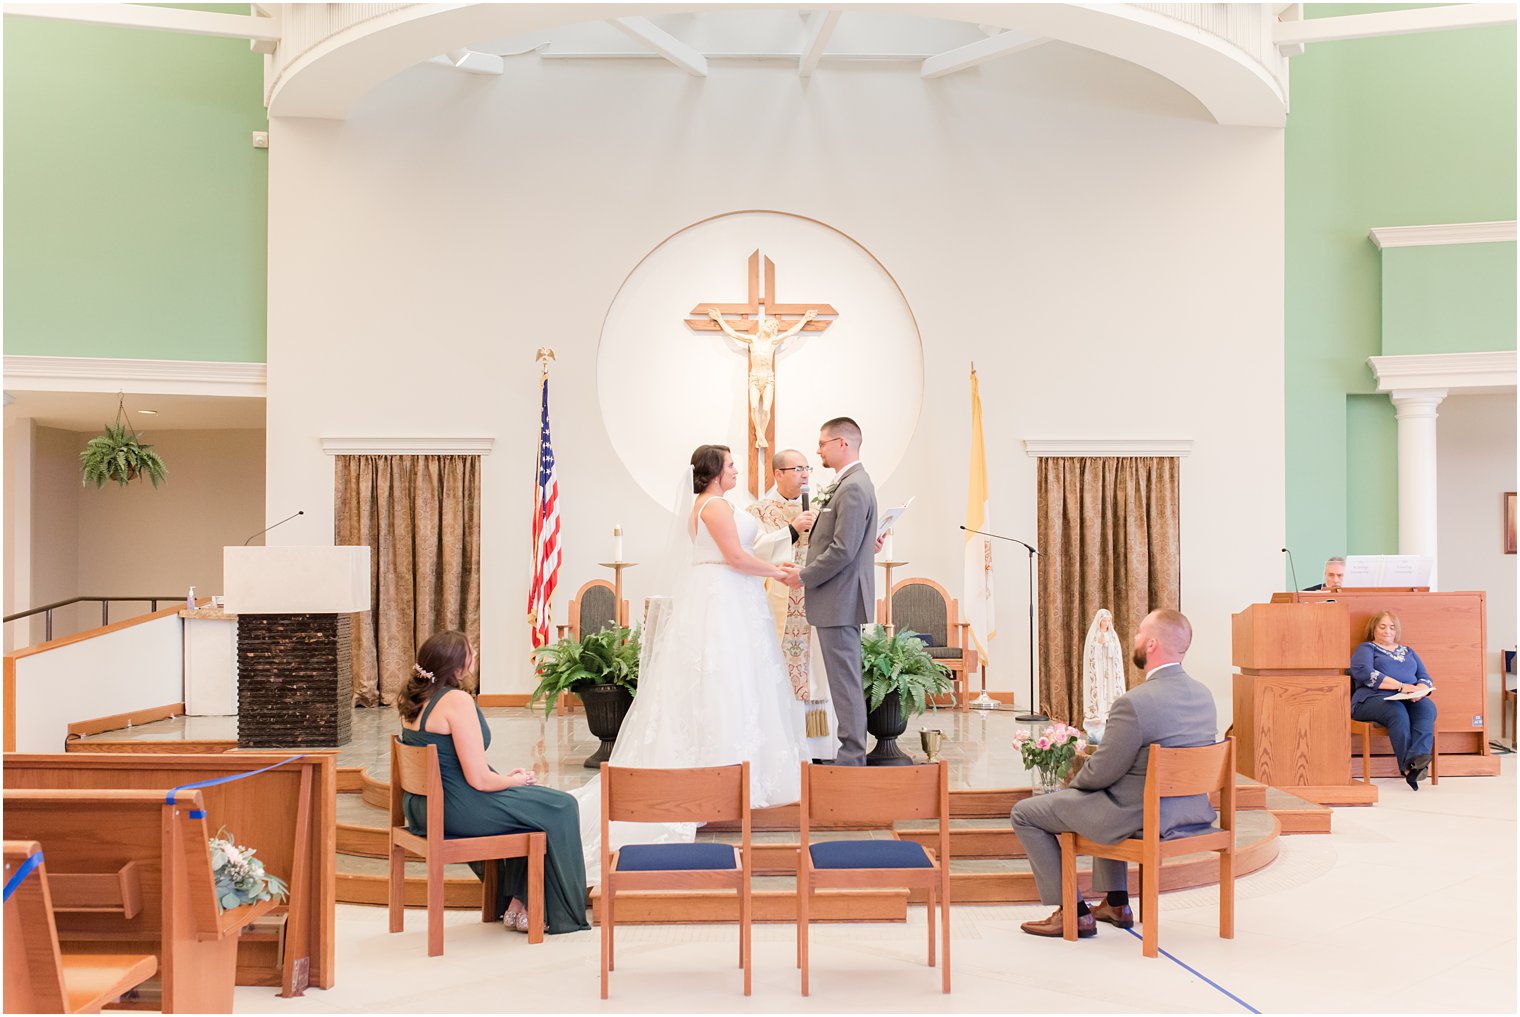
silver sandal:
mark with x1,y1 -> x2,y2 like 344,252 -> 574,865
504,910 -> 530,933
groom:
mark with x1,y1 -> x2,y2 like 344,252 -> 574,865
784,417 -> 877,765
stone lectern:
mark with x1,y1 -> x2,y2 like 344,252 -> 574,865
223,546 -> 370,748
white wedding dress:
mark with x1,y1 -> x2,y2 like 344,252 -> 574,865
569,502 -> 805,881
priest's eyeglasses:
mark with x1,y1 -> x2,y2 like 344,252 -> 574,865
776,466 -> 811,474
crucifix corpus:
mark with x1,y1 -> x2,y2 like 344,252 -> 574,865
686,250 -> 837,496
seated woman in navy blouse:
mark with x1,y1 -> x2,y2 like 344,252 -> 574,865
1349,610 -> 1438,790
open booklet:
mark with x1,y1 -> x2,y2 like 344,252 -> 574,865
877,496 -> 913,538
1384,688 -> 1435,701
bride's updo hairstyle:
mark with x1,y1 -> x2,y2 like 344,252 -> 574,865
397,630 -> 472,723
691,444 -> 731,493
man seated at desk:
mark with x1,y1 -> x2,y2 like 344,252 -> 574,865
1304,556 -> 1345,592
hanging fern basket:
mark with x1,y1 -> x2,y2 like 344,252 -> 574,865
80,398 -> 168,488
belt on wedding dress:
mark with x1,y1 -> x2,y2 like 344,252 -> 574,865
693,560 -> 726,565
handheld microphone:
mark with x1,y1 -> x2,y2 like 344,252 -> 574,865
244,510 -> 305,546
1281,547 -> 1300,592
800,483 -> 810,512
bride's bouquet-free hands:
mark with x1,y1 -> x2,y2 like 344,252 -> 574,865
778,562 -> 802,588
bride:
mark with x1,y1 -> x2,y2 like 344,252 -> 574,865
569,444 -> 807,878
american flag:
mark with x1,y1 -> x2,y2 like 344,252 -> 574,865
528,376 -> 561,647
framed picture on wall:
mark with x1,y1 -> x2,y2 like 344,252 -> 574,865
1505,492 -> 1517,555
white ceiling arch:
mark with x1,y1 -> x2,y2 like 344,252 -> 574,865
266,3 -> 1290,127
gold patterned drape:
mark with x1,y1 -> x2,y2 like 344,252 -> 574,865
1036,456 -> 1180,728
335,455 -> 482,706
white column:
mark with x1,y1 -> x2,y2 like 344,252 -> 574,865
1389,388 -> 1446,588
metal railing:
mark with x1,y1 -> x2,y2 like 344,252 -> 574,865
3,596 -> 186,643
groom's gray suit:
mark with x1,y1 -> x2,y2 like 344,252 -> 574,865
801,462 -> 877,766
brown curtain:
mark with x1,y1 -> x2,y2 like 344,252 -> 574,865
1036,457 -> 1180,728
335,455 -> 482,706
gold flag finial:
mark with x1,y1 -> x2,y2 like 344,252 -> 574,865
535,347 -> 556,376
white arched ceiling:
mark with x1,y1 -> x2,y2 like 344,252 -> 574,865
267,3 -> 1287,127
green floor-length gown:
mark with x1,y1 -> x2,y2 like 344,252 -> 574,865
401,689 -> 590,934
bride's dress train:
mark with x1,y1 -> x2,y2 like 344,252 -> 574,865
569,505 -> 805,881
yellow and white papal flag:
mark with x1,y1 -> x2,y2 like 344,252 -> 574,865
964,365 -> 995,665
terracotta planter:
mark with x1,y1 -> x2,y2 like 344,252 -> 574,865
577,684 -> 634,769
865,692 -> 915,766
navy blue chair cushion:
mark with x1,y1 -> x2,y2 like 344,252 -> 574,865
810,839 -> 932,870
615,842 -> 737,871
1162,821 -> 1221,841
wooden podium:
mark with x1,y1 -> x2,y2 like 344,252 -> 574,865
1232,602 -> 1373,804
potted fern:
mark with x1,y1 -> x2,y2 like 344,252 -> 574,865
529,626 -> 640,768
80,398 -> 167,488
860,624 -> 952,766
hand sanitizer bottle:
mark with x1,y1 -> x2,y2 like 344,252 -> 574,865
187,586 -> 197,611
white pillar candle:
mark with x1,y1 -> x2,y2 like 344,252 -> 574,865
881,531 -> 895,561
613,525 -> 624,563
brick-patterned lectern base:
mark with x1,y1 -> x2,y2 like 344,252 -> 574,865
237,613 -> 353,747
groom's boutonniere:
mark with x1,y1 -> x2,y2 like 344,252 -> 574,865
813,480 -> 841,508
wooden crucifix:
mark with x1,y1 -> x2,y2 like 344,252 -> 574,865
687,250 -> 837,496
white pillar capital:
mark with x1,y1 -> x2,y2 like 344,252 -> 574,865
1389,388 -> 1448,420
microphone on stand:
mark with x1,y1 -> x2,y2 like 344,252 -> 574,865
244,510 -> 305,546
1281,547 -> 1300,600
959,525 -> 1048,722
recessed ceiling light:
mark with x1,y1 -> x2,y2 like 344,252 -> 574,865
137,409 -> 158,416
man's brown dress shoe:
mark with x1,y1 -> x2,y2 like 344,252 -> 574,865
1020,907 -> 1095,938
1089,900 -> 1134,929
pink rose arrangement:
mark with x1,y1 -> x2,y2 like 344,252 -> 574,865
1014,723 -> 1088,789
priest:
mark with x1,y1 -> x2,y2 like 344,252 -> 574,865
747,449 -> 835,757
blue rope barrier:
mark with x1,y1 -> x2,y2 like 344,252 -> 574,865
3,851 -> 44,904
1123,927 -> 1260,1014
165,754 -> 305,805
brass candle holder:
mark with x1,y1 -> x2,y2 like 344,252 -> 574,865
919,728 -> 944,762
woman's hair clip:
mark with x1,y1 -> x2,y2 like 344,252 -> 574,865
413,663 -> 436,683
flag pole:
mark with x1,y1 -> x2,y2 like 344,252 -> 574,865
529,347 -> 556,646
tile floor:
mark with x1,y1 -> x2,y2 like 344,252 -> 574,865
194,706 -> 1515,1014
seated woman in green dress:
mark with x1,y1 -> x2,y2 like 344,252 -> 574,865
397,631 -> 590,934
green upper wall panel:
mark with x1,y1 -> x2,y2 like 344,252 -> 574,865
1285,3 -> 1516,574
1381,243 -> 1518,355
3,8 -> 268,363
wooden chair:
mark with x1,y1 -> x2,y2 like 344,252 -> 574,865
1059,738 -> 1236,958
387,738 -> 545,956
875,577 -> 978,711
1501,650 -> 1516,747
4,840 -> 158,1014
1351,718 -> 1440,785
797,761 -> 951,995
553,579 -> 628,714
600,762 -> 751,999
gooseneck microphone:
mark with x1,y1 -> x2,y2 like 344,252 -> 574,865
244,510 -> 305,546
800,483 -> 811,512
1281,547 -> 1300,593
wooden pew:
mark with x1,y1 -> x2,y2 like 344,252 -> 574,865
4,840 -> 158,1014
3,790 -> 275,1013
2,752 -> 335,998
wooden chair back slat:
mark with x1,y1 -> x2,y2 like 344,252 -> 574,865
4,839 -> 68,1014
603,764 -> 747,823
1146,741 -> 1234,799
392,741 -> 438,798
803,763 -> 944,823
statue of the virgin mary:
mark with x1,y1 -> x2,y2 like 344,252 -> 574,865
1082,608 -> 1126,737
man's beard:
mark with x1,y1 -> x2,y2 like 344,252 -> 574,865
1131,647 -> 1147,670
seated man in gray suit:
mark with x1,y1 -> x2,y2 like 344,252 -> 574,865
1011,608 -> 1218,938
